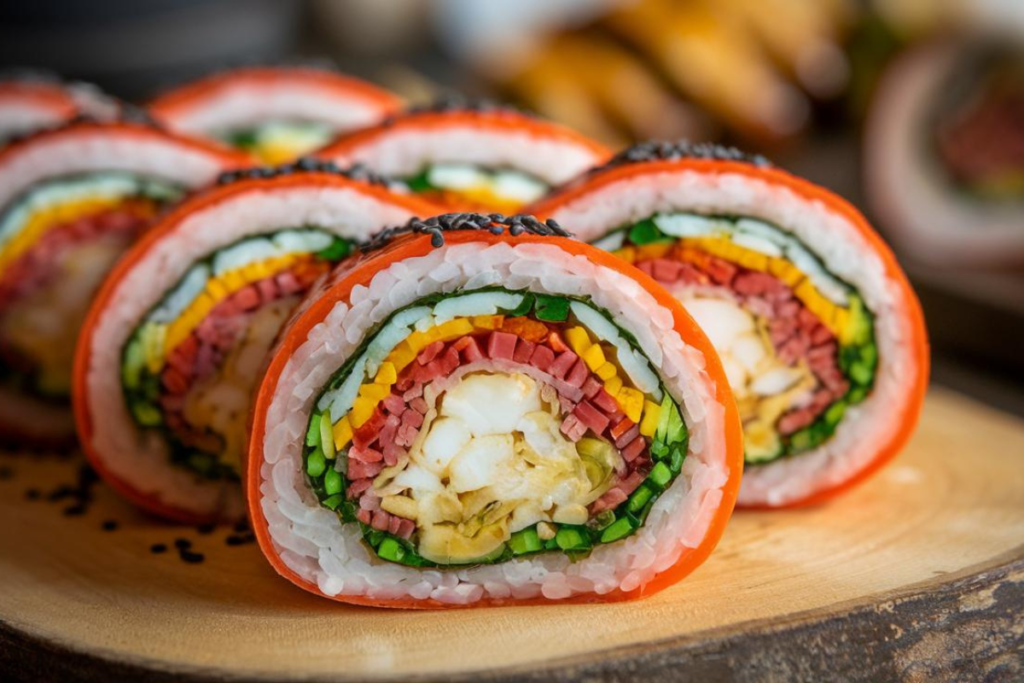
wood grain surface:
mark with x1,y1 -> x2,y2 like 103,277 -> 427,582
1,387 -> 1022,682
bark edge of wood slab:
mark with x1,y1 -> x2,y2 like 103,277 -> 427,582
0,387 -> 1022,682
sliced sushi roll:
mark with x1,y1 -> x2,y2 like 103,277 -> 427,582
0,73 -> 116,144
148,66 -> 402,165
75,161 -> 439,522
317,98 -> 611,215
0,119 -> 248,446
248,213 -> 742,607
866,40 -> 1024,265
530,141 -> 929,508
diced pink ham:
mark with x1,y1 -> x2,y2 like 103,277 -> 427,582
382,393 -> 405,415
356,508 -> 372,524
548,350 -> 578,380
396,423 -> 418,448
409,397 -> 428,415
276,271 -> 303,296
371,510 -> 390,531
565,359 -> 589,388
810,324 -> 833,345
590,489 -> 627,515
454,335 -> 484,363
439,347 -> 460,376
349,446 -> 383,463
388,515 -> 403,535
622,437 -> 646,463
233,285 -> 261,311
582,377 -> 602,399
487,331 -> 517,360
513,338 -> 536,364
353,410 -> 385,449
614,424 -> 641,450
402,408 -> 424,429
402,383 -> 423,401
592,388 -> 619,415
574,400 -> 610,435
706,258 -> 736,285
651,258 -> 684,282
256,277 -> 278,303
417,341 -> 445,365
396,519 -> 415,540
560,414 -> 587,442
529,344 -> 555,372
348,459 -> 384,480
347,478 -> 373,497
161,367 -> 189,394
619,470 -> 646,496
733,272 -> 779,297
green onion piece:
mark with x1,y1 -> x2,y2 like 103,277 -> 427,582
322,494 -> 344,510
306,447 -> 326,478
130,402 -> 163,427
655,393 -> 674,443
648,462 -> 672,491
534,295 -> 570,322
627,485 -> 654,514
317,238 -> 352,261
600,517 -> 635,543
305,413 -> 321,447
627,218 -> 668,245
590,509 -> 616,531
509,527 -> 542,555
847,386 -> 868,405
319,414 -> 336,459
555,527 -> 590,551
404,171 -> 434,193
377,537 -> 406,562
669,447 -> 685,475
324,467 -> 342,495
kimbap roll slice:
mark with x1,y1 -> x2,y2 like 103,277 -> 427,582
75,161 -> 439,522
0,73 -> 114,144
317,98 -> 610,215
866,40 -> 1024,265
0,119 -> 248,446
148,66 -> 402,165
531,141 -> 929,507
248,213 -> 742,607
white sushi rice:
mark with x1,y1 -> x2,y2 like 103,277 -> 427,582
540,168 -> 921,507
325,126 -> 605,187
83,184 -> 421,519
258,241 -> 732,605
155,79 -> 389,137
0,127 -> 230,213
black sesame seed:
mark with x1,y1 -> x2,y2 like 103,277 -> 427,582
101,520 -> 119,532
179,550 -> 205,564
174,538 -> 192,549
24,488 -> 40,501
150,543 -> 168,554
197,523 -> 215,535
62,504 -> 86,516
359,212 -> 574,254
233,519 -> 250,533
598,140 -> 771,173
0,466 -> 13,480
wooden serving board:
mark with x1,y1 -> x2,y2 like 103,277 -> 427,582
1,387 -> 1022,682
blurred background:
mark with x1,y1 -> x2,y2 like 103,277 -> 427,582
1,0 -> 1022,413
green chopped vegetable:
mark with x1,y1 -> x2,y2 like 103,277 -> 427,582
509,527 -> 542,555
648,462 -> 672,491
627,485 -> 654,514
378,537 -> 406,562
404,170 -> 434,193
628,218 -> 669,245
305,413 -> 321,448
534,295 -> 570,322
505,293 -> 534,317
600,517 -> 635,543
306,447 -> 326,477
669,447 -> 685,475
556,526 -> 590,551
317,237 -> 352,261
324,467 -> 342,496
130,402 -> 162,427
322,494 -> 343,510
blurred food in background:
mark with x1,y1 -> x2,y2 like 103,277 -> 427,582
865,39 -> 1024,266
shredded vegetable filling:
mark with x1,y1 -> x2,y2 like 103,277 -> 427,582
304,288 -> 689,567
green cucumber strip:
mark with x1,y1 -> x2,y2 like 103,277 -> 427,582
555,526 -> 590,551
317,237 -> 352,261
319,416 -> 336,459
404,171 -> 434,193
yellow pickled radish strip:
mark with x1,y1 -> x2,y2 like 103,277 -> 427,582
332,416 -> 353,452
595,361 -> 617,381
616,387 -> 644,423
350,396 -> 375,429
375,362 -> 397,385
161,252 -> 304,357
0,196 -> 129,270
471,314 -> 504,330
358,382 -> 389,402
604,375 -> 623,396
564,326 -> 591,356
615,246 -> 637,264
639,400 -> 661,437
582,343 -> 606,372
